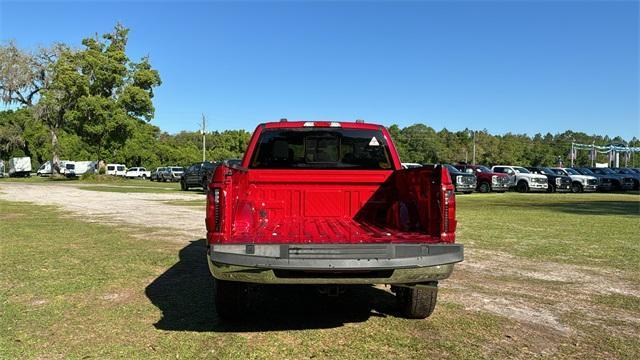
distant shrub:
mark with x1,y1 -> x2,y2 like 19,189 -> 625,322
98,166 -> 106,175
80,173 -> 97,181
80,173 -> 125,183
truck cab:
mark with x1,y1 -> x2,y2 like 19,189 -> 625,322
206,121 -> 463,319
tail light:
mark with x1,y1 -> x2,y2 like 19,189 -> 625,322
440,167 -> 457,243
206,187 -> 223,234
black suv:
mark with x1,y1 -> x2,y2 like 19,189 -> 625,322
612,168 -> 640,190
589,167 -> 634,191
525,167 -> 571,192
181,161 -> 219,191
444,164 -> 477,194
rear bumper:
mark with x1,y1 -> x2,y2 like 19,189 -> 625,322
208,243 -> 463,285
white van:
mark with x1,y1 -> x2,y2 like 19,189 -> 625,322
37,160 -> 73,176
106,164 -> 127,176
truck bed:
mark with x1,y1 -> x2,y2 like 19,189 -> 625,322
230,216 -> 439,244
211,168 -> 449,244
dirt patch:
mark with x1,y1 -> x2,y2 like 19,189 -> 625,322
444,248 -> 640,338
0,182 -> 205,242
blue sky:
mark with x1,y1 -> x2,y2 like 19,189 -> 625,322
1,1 -> 638,138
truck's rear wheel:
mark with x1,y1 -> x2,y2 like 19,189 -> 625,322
180,180 -> 188,191
395,283 -> 438,319
214,279 -> 248,319
478,181 -> 491,193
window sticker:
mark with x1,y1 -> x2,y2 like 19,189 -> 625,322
369,137 -> 380,146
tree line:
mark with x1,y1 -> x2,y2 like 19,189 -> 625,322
1,24 -> 638,171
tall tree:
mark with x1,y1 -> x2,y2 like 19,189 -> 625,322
36,23 -> 161,173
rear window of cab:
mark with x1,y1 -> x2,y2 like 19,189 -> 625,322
250,128 -> 393,170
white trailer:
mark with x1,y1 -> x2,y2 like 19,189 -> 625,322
9,157 -> 32,177
65,161 -> 97,177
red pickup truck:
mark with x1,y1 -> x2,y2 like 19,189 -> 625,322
206,121 -> 463,319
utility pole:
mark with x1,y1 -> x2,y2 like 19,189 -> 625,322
201,114 -> 206,162
472,130 -> 476,165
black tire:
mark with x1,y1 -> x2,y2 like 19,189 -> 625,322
478,182 -> 491,193
571,182 -> 583,193
516,180 -> 529,193
463,191 -> 473,194
214,279 -> 248,320
547,184 -> 555,193
142,174 -> 147,180
612,180 -> 621,191
396,283 -> 438,319
202,177 -> 208,191
180,180 -> 188,191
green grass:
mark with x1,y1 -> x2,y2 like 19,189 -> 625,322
1,192 -> 639,359
0,199 -> 513,359
456,192 -> 640,274
594,293 -> 640,312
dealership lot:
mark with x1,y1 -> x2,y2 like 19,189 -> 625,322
1,180 -> 638,358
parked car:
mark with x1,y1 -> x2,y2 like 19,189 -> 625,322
0,160 -> 4,177
443,164 -> 476,194
550,168 -> 598,193
160,166 -> 184,182
573,168 -> 615,191
612,168 -> 640,190
206,120 -> 463,320
150,167 -> 166,181
8,157 -> 31,177
588,167 -> 634,191
125,167 -> 151,179
401,163 -> 422,169
181,162 -> 218,190
454,164 -> 510,193
525,167 -> 571,193
106,164 -> 127,176
491,165 -> 548,192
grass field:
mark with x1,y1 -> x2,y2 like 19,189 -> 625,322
1,187 -> 638,359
